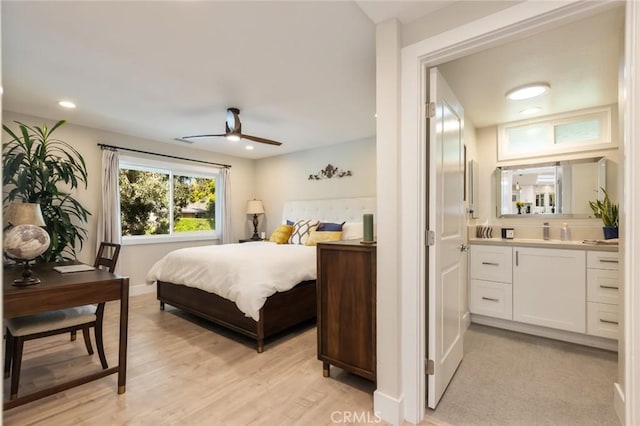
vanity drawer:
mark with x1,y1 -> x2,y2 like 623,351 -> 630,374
587,268 -> 620,304
470,245 -> 512,283
587,302 -> 619,340
587,251 -> 619,270
469,279 -> 513,320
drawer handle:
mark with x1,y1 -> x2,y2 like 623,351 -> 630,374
599,285 -> 619,290
481,262 -> 499,266
599,319 -> 619,325
599,259 -> 619,264
482,297 -> 499,302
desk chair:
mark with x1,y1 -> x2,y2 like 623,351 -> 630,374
3,242 -> 121,400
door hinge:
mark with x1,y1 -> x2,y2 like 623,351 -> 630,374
426,230 -> 435,246
427,102 -> 436,118
425,359 -> 435,375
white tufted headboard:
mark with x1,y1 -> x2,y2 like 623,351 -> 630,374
282,197 -> 376,224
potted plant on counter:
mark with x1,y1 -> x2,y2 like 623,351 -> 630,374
589,188 -> 619,240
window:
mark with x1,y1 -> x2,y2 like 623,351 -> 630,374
119,156 -> 221,243
498,106 -> 613,161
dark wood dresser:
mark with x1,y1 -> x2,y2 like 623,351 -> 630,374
316,240 -> 376,382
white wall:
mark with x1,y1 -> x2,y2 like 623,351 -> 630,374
2,111 -> 256,292
254,137 -> 376,234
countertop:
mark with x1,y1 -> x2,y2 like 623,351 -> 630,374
469,238 -> 619,252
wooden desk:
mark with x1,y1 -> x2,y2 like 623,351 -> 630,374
3,263 -> 129,409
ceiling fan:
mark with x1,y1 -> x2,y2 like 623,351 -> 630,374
180,108 -> 283,146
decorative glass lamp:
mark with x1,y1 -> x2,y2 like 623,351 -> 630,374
246,199 -> 265,241
3,203 -> 51,286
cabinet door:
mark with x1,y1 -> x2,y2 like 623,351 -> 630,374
513,247 -> 586,333
469,279 -> 513,320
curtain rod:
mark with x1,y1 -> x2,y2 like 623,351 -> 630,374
97,143 -> 231,168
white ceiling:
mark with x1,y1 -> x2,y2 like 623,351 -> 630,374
2,1 -> 377,159
1,2 -> 626,160
437,6 -> 625,128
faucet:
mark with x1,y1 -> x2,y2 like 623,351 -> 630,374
543,222 -> 550,240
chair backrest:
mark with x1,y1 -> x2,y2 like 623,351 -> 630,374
94,242 -> 121,273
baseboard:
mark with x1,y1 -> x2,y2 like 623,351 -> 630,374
373,390 -> 404,426
470,314 -> 618,352
130,282 -> 155,297
463,311 -> 471,331
614,382 -> 625,425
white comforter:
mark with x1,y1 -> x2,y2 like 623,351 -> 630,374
145,242 -> 316,320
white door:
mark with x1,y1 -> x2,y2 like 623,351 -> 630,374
427,67 -> 465,409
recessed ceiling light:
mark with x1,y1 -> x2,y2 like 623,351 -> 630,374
245,145 -> 254,150
520,107 -> 542,116
506,83 -> 550,101
58,100 -> 76,109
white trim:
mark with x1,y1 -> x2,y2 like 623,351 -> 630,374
373,390 -> 403,426
623,1 -> 640,424
130,282 -> 155,297
399,1 -> 631,423
614,382 -> 625,425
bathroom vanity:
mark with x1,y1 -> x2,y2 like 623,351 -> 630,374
469,239 -> 619,351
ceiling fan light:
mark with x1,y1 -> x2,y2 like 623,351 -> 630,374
226,133 -> 240,142
506,83 -> 550,100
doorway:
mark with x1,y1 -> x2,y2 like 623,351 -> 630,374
395,1 -> 639,424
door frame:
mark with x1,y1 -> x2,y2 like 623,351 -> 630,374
399,1 -> 640,424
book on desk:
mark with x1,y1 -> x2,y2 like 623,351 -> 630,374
53,264 -> 96,273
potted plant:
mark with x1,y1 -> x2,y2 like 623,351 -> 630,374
588,188 -> 619,239
2,120 -> 91,261
516,200 -> 525,214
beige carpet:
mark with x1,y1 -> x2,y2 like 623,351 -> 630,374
428,323 -> 619,426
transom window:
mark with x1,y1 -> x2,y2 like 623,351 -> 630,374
119,156 -> 221,242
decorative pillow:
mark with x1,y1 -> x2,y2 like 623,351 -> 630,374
341,222 -> 363,240
317,221 -> 345,232
269,224 -> 294,244
288,219 -> 320,245
305,230 -> 343,246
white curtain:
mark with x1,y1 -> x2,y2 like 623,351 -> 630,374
96,148 -> 121,250
219,167 -> 232,244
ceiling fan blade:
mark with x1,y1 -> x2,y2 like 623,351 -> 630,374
181,134 -> 226,139
242,134 -> 283,146
226,108 -> 241,132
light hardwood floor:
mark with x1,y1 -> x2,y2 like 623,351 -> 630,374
3,292 -> 399,426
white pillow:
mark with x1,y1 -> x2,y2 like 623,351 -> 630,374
341,222 -> 363,240
288,219 -> 320,245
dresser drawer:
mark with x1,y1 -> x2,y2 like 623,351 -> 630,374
587,251 -> 619,270
469,279 -> 513,320
587,268 -> 620,304
470,245 -> 512,283
586,302 -> 619,340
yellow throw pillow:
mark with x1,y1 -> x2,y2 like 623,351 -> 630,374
269,224 -> 294,244
305,230 -> 343,246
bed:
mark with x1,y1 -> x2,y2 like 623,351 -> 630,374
146,197 -> 376,352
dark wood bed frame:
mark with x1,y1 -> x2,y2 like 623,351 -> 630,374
157,280 -> 316,353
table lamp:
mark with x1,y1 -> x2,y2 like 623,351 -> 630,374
3,202 -> 51,286
246,199 -> 265,241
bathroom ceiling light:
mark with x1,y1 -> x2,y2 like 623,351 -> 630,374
58,100 -> 76,109
506,83 -> 550,101
520,107 -> 542,116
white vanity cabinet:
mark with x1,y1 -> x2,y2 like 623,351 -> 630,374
586,251 -> 620,340
469,246 -> 513,320
513,247 -> 586,333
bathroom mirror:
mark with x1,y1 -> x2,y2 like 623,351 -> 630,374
495,157 -> 606,218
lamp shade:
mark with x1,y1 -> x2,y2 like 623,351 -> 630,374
246,200 -> 265,215
4,203 -> 46,227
